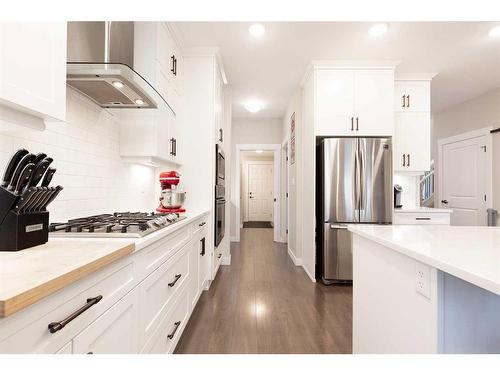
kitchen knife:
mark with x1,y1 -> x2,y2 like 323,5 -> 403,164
35,187 -> 55,212
7,153 -> 36,191
42,185 -> 63,211
26,187 -> 48,212
41,167 -> 56,187
23,158 -> 51,193
1,149 -> 28,188
19,188 -> 43,213
14,187 -> 38,213
32,153 -> 48,166
13,163 -> 35,195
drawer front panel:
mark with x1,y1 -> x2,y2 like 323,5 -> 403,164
191,215 -> 209,237
138,244 -> 190,346
0,258 -> 134,353
393,212 -> 450,225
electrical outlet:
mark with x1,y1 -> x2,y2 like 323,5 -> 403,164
415,264 -> 431,299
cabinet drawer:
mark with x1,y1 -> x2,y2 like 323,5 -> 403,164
141,285 -> 190,354
393,212 -> 450,225
191,215 -> 209,237
72,287 -> 140,354
137,225 -> 190,279
138,243 -> 190,346
0,258 -> 134,353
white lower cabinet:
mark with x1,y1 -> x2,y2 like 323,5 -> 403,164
55,341 -> 73,354
72,287 -> 140,354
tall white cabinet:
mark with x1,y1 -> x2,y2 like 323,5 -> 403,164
393,74 -> 435,173
0,22 -> 67,128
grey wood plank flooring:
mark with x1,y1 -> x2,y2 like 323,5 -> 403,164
175,228 -> 352,354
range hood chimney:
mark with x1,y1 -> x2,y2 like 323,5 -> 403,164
67,22 -> 172,111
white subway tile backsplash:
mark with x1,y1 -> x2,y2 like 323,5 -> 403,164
0,89 -> 157,222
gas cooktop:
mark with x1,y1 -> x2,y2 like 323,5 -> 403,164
49,212 -> 186,238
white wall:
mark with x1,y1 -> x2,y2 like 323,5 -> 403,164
0,89 -> 159,223
432,86 -> 500,210
230,118 -> 282,239
281,88 -> 302,266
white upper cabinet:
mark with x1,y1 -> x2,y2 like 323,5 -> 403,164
393,75 -> 434,172
0,22 -> 67,125
314,64 -> 395,136
394,80 -> 431,112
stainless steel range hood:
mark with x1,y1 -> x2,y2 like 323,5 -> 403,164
67,22 -> 172,112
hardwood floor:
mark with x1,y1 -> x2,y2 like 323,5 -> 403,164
175,228 -> 352,354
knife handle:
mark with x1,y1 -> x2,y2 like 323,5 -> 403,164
25,159 -> 51,192
14,163 -> 35,195
1,149 -> 28,187
32,153 -> 48,165
41,168 -> 56,187
7,153 -> 36,191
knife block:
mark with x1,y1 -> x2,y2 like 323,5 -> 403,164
0,187 -> 49,251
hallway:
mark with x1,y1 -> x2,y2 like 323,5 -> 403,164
175,228 -> 352,354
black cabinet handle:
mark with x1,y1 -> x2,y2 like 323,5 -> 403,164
48,295 -> 103,334
200,237 -> 206,256
173,138 -> 177,156
402,154 -> 406,167
174,57 -> 178,76
218,253 -> 222,259
170,138 -> 175,156
170,55 -> 175,75
415,217 -> 431,221
441,200 -> 449,204
168,274 -> 182,287
167,321 -> 181,339
402,95 -> 406,108
406,95 -> 410,108
407,153 -> 410,167
219,128 -> 223,142
356,117 -> 359,131
87,352 -> 93,354
198,221 -> 206,227
351,117 -> 354,131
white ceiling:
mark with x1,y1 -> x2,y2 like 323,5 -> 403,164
174,22 -> 500,118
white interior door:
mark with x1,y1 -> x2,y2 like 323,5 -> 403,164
441,135 -> 488,226
248,163 -> 273,221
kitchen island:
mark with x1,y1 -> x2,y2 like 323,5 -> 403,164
349,224 -> 500,354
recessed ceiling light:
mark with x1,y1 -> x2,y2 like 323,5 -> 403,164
134,99 -> 144,106
249,23 -> 265,38
369,23 -> 388,37
255,150 -> 263,154
489,25 -> 500,38
244,100 -> 264,113
112,80 -> 124,88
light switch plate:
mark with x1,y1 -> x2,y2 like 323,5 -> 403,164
415,264 -> 431,299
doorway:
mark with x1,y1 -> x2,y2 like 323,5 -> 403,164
438,127 -> 492,226
234,144 -> 281,242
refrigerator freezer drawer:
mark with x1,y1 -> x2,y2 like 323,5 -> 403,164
323,223 -> 353,282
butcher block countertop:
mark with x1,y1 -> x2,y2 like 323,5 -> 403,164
0,239 -> 134,317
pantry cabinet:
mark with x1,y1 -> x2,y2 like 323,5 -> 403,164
393,75 -> 434,172
314,66 -> 395,136
0,22 -> 66,126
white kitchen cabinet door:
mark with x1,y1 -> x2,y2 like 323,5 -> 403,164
55,341 -> 73,354
0,22 -> 66,121
188,240 -> 200,311
394,112 -> 430,172
315,69 -> 355,136
353,70 -> 394,136
72,288 -> 140,354
395,80 -> 431,112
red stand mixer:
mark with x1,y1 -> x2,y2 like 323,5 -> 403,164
157,171 -> 186,213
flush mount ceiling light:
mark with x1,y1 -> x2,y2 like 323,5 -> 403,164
134,98 -> 144,106
369,23 -> 388,37
249,23 -> 265,38
244,100 -> 264,113
112,80 -> 124,88
255,150 -> 263,154
489,25 -> 500,38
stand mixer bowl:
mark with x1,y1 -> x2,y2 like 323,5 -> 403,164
160,189 -> 186,209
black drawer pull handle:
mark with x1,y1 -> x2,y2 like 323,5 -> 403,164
167,321 -> 181,339
415,217 -> 431,221
168,274 -> 182,287
218,254 -> 222,259
48,295 -> 103,334
200,237 -> 206,256
198,222 -> 206,227
87,352 -> 93,354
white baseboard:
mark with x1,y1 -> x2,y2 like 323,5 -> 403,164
221,255 -> 231,265
287,247 -> 302,266
230,236 -> 239,242
302,264 -> 316,283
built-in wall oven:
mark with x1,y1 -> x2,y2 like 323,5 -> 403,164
215,144 -> 226,247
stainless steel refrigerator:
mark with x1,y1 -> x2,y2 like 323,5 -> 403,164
316,137 -> 393,284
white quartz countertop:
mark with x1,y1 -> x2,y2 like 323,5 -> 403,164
348,225 -> 500,296
394,207 -> 453,214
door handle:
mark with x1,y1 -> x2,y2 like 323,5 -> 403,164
356,117 -> 359,131
351,117 -> 354,131
48,296 -> 103,333
170,55 -> 175,74
406,95 -> 410,108
168,274 -> 182,288
200,237 -> 206,256
441,200 -> 449,204
407,153 -> 410,167
402,154 -> 406,167
402,95 -> 406,108
167,321 -> 181,339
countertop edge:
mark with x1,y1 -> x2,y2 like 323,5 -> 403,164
348,226 -> 500,296
0,242 -> 134,318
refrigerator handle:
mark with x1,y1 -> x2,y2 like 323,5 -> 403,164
354,145 -> 360,213
358,145 -> 365,211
